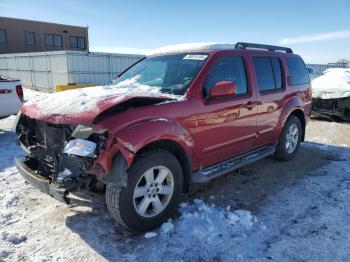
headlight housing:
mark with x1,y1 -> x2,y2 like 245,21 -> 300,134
72,125 -> 107,139
63,138 -> 97,158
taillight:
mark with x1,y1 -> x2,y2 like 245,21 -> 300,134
16,85 -> 24,103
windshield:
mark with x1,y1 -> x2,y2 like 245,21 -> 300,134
112,53 -> 209,95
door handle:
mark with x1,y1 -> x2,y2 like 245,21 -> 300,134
243,101 -> 257,110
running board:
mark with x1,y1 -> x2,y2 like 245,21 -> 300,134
192,146 -> 275,183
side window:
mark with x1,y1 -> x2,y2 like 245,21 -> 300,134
253,57 -> 283,91
271,58 -> 282,89
286,57 -> 310,85
203,56 -> 247,97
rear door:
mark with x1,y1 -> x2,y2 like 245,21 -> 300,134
195,54 -> 258,167
252,56 -> 286,147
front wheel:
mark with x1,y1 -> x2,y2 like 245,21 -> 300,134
274,115 -> 302,161
106,150 -> 183,232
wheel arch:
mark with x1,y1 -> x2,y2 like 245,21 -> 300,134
134,139 -> 192,193
278,97 -> 306,142
284,109 -> 306,141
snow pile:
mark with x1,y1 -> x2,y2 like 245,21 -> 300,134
144,199 -> 255,240
0,232 -> 27,245
173,199 -> 255,238
312,68 -> 350,99
25,75 -> 182,115
137,199 -> 257,261
148,42 -> 236,56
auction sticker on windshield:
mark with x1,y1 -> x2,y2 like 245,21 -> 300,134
183,54 -> 208,60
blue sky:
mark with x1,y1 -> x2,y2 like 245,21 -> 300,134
1,0 -> 349,63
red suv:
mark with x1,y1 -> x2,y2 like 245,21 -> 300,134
15,42 -> 312,232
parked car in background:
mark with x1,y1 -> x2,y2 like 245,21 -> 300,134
15,42 -> 312,232
0,76 -> 23,119
312,68 -> 350,121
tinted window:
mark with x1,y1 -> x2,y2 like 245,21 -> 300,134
70,36 -> 85,49
253,57 -> 275,91
271,58 -> 282,89
24,31 -> 35,45
203,56 -> 247,97
286,57 -> 310,85
45,34 -> 62,47
253,57 -> 283,91
0,29 -> 7,44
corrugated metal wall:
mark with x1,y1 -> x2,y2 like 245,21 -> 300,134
0,51 -> 144,92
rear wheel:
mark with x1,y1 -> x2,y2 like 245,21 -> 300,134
106,150 -> 183,232
274,115 -> 302,161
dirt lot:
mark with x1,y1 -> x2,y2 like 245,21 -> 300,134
1,117 -> 350,261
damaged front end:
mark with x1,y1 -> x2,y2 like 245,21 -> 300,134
312,97 -> 350,122
15,114 -> 109,204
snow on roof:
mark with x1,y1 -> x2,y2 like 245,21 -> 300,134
147,42 -> 236,56
312,68 -> 350,99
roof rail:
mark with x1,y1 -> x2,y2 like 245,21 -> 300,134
235,42 -> 293,53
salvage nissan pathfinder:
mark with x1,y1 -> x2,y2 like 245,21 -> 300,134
15,42 -> 312,232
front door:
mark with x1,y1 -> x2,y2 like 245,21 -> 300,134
195,54 -> 258,167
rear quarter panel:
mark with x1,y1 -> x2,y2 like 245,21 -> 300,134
276,55 -> 312,141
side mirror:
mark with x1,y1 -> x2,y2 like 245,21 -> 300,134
209,81 -> 237,98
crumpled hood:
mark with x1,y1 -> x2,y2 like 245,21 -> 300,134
21,77 -> 181,124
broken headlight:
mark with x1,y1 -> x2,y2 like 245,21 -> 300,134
63,138 -> 97,158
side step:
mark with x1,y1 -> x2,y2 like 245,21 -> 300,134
192,146 -> 275,183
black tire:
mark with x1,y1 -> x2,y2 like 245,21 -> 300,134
106,150 -> 183,232
274,115 -> 302,161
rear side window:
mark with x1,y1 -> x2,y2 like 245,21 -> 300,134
286,57 -> 310,85
253,57 -> 283,91
203,56 -> 247,97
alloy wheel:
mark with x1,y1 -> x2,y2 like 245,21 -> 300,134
133,166 -> 174,218
285,123 -> 299,153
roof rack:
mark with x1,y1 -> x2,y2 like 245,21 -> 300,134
235,42 -> 293,53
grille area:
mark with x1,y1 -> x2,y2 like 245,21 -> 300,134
18,115 -> 73,150
16,115 -> 75,179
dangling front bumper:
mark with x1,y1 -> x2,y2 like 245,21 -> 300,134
15,158 -> 70,204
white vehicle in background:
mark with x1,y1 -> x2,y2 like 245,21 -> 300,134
0,76 -> 23,119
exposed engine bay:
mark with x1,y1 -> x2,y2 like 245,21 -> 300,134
15,114 -> 108,203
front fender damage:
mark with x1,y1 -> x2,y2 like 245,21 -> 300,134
93,119 -> 195,188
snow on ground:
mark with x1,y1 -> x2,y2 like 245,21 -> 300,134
312,68 -> 350,99
0,89 -> 350,261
